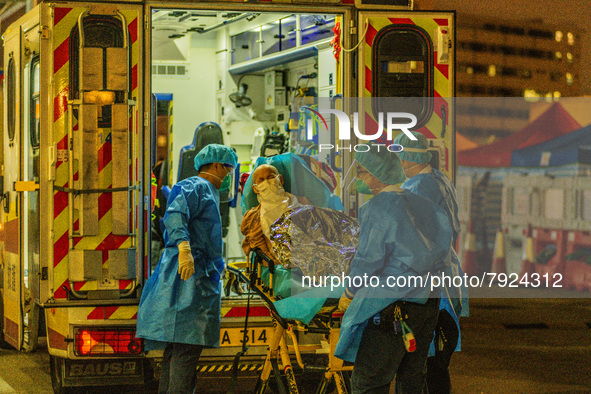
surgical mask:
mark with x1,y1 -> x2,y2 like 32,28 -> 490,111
254,176 -> 286,204
255,176 -> 291,237
203,167 -> 235,202
354,179 -> 373,195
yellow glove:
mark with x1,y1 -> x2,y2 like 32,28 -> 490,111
178,241 -> 195,281
338,289 -> 354,312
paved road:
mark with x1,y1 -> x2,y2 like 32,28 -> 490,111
1,296 -> 590,393
450,296 -> 591,393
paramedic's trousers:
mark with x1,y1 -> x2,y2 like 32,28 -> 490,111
159,342 -> 203,394
351,296 -> 440,394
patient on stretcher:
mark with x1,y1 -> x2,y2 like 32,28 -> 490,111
241,159 -> 359,290
241,164 -> 307,267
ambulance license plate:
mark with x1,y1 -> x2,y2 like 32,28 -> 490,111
65,359 -> 143,378
219,327 -> 269,347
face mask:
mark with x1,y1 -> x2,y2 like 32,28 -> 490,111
202,171 -> 224,184
255,176 -> 286,204
354,178 -> 373,195
256,176 -> 290,237
220,173 -> 231,192
203,167 -> 235,202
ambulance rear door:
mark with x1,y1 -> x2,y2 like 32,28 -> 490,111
356,9 -> 455,179
2,10 -> 25,350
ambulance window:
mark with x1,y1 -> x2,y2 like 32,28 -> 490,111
7,58 -> 16,141
300,15 -> 336,46
280,15 -> 297,51
582,190 -> 591,221
69,15 -> 126,99
231,29 -> 260,64
544,188 -> 564,219
261,20 -> 281,56
372,26 -> 433,128
30,57 -> 41,148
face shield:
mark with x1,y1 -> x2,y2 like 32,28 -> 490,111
341,160 -> 373,196
218,164 -> 237,203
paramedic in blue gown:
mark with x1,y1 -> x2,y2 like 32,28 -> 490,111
335,145 -> 452,394
394,131 -> 468,394
136,144 -> 238,393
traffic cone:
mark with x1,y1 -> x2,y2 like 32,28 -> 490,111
519,224 -> 536,281
490,227 -> 506,275
461,220 -> 479,277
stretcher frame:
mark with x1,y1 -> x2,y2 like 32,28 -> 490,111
227,249 -> 353,394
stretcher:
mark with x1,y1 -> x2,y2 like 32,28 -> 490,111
227,249 -> 353,394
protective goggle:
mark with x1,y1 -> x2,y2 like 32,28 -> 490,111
219,164 -> 237,203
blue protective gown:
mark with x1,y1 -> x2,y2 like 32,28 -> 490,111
136,176 -> 225,349
402,167 -> 469,355
334,189 -> 452,363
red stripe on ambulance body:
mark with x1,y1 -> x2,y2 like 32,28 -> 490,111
53,7 -> 73,26
224,306 -> 270,317
95,234 -> 128,251
53,37 -> 70,74
54,189 -> 68,219
128,18 -> 138,44
53,86 -> 69,123
53,232 -> 69,267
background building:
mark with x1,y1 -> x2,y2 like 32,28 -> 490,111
455,16 -> 582,143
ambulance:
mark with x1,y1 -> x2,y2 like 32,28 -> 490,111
0,0 -> 456,391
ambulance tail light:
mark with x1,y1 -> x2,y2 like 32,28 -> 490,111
74,328 -> 142,356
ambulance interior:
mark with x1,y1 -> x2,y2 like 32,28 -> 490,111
150,10 -> 340,265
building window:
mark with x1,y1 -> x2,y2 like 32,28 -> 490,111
566,72 -> 573,85
520,70 -> 532,79
555,31 -> 563,42
528,29 -> 554,39
566,52 -> 573,63
555,51 -> 562,60
488,65 -> 496,77
567,32 -> 575,45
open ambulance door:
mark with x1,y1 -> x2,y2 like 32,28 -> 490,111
356,10 -> 455,180
1,7 -> 42,352
2,12 -> 24,351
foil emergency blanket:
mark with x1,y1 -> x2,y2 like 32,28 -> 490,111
270,206 -> 359,277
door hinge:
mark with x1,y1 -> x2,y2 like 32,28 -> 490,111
41,26 -> 49,39
350,21 -> 357,35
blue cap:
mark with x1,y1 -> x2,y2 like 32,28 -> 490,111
194,144 -> 238,171
354,145 -> 406,185
393,131 -> 432,164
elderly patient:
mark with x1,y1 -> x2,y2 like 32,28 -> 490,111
241,164 -> 304,266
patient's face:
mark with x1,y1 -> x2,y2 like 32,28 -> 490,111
253,165 -> 283,194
